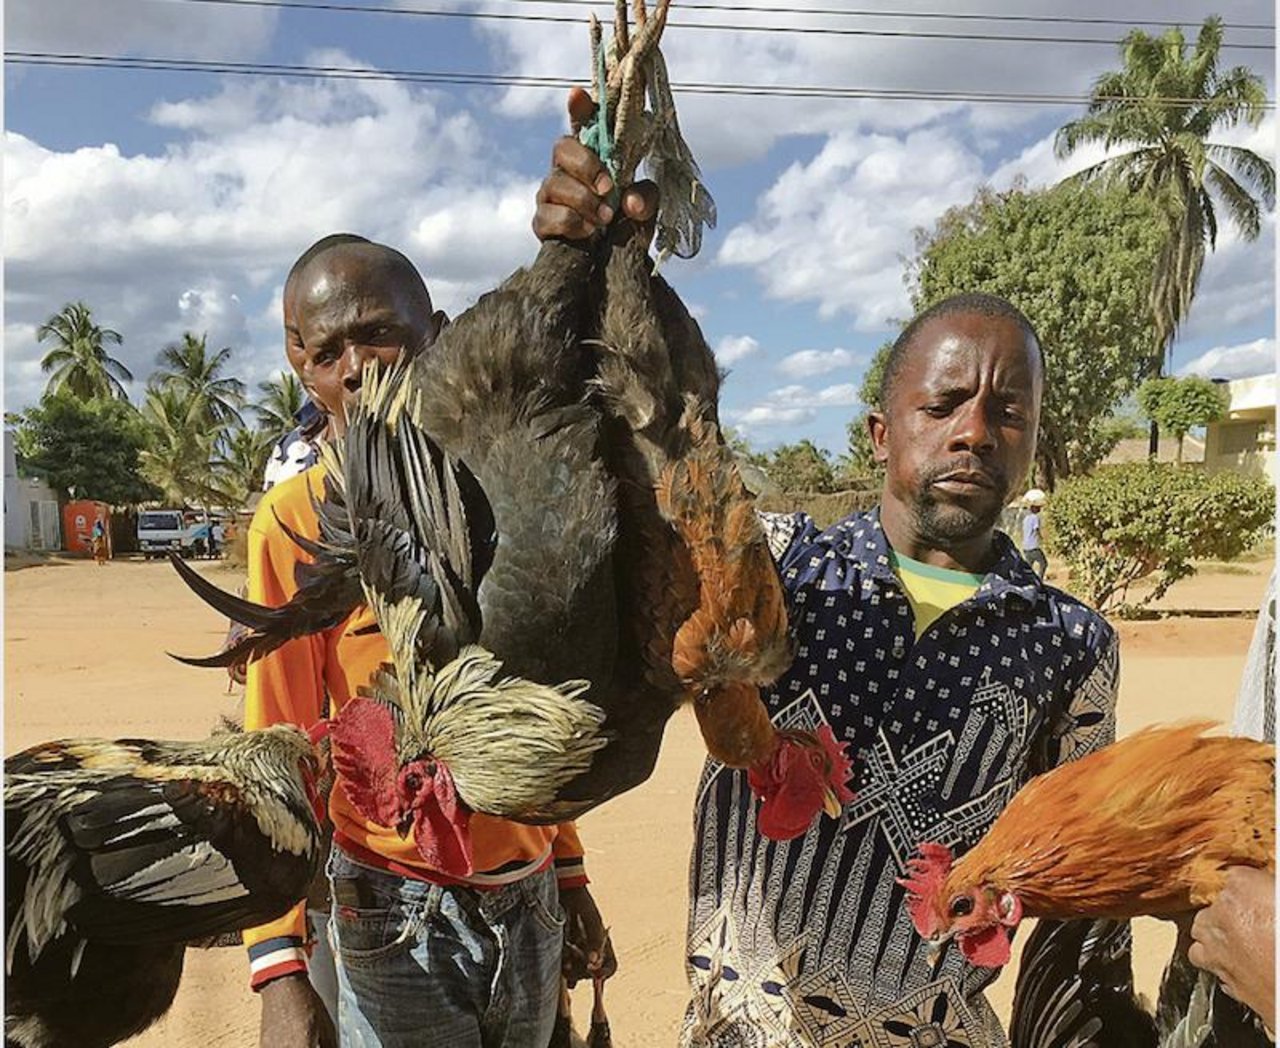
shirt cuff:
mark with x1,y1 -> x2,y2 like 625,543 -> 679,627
248,935 -> 309,991
554,855 -> 589,890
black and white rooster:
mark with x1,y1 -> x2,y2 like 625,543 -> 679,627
5,724 -> 326,1048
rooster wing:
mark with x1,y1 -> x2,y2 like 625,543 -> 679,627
5,732 -> 321,970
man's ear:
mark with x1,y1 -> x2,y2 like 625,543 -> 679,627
433,309 -> 449,336
868,410 -> 889,463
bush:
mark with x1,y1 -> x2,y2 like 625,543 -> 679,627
1046,463 -> 1273,612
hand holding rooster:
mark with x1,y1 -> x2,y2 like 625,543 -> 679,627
560,886 -> 618,986
534,89 -> 659,241
1189,866 -> 1276,1027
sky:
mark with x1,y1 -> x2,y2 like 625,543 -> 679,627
4,0 -> 1276,455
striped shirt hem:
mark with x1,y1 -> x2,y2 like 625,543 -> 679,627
248,936 -> 308,990
554,856 -> 588,889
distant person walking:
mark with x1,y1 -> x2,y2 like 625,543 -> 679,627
1021,488 -> 1047,578
211,521 -> 225,559
90,519 -> 109,566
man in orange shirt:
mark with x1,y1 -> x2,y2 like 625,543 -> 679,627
245,235 -> 617,1048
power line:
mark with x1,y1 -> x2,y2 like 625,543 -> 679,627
450,0 -> 1279,32
11,51 -> 1275,109
134,0 -> 1276,50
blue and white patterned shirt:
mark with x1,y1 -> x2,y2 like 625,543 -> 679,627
262,401 -> 325,492
682,509 -> 1118,1048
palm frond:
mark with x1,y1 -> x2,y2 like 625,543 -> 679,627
1205,162 -> 1263,242
1207,143 -> 1276,210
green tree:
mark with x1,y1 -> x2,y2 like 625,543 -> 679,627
1047,462 -> 1272,612
151,332 -> 246,429
255,372 -> 307,436
1055,16 -> 1274,450
6,393 -> 158,503
835,342 -> 892,486
763,439 -> 837,494
138,385 -> 225,507
1136,375 -> 1231,463
37,302 -> 133,402
857,342 -> 892,412
214,422 -> 274,509
910,182 -> 1166,488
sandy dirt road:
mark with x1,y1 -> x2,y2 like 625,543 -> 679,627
4,554 -> 1269,1046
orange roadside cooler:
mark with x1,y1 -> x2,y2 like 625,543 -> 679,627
63,501 -> 111,557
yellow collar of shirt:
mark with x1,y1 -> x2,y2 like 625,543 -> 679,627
889,549 -> 985,639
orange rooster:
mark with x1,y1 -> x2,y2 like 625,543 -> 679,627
900,721 -> 1274,968
654,410 -> 854,837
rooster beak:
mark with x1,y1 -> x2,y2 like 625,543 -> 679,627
928,945 -> 945,973
925,931 -> 955,973
396,812 -> 414,839
822,786 -> 843,819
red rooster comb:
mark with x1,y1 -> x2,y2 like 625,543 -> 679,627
329,696 -> 400,828
898,842 -> 954,939
816,724 -> 855,805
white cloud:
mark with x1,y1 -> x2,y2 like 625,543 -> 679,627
1180,337 -> 1276,381
777,347 -> 860,378
988,133 -> 1113,191
8,0 -> 279,60
3,59 -> 550,409
732,404 -> 815,428
717,128 -> 983,326
176,287 -> 251,354
725,379 -> 859,434
718,105 -> 1276,333
1179,210 -> 1276,345
713,334 -> 760,365
461,0 -> 1217,171
812,382 -> 860,407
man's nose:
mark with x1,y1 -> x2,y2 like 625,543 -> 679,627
949,398 -> 996,453
340,343 -> 377,389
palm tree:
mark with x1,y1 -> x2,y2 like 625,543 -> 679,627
1055,16 -> 1274,453
138,385 -> 224,508
214,423 -> 274,509
151,332 -> 246,429
37,302 -> 133,401
254,372 -> 307,436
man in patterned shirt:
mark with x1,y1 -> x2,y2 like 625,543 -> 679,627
683,294 -> 1130,1047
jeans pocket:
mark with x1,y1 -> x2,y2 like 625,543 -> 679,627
525,882 -> 566,935
331,896 -> 417,968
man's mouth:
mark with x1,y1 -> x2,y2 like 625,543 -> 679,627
932,470 -> 996,492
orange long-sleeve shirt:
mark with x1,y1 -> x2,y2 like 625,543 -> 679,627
243,464 -> 587,988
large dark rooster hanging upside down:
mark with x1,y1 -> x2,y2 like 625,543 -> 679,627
174,0 -> 854,871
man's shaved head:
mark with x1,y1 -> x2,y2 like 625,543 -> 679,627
879,293 -> 1042,409
284,233 -> 371,290
283,236 -> 441,435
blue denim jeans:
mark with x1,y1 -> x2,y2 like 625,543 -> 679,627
327,846 -> 563,1048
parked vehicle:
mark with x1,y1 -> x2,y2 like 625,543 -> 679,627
136,509 -> 212,558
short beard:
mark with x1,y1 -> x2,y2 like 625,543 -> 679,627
910,464 -> 1007,547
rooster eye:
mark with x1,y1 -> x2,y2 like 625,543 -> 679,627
949,896 -> 974,917
404,773 -> 422,792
